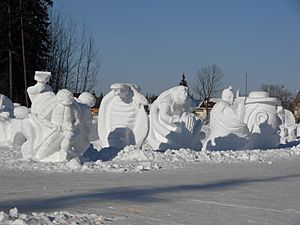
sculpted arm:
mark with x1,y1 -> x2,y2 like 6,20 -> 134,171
159,102 -> 180,124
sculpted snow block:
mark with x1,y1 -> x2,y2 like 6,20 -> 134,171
202,86 -> 251,151
98,83 -> 149,149
243,91 -> 281,149
148,86 -> 202,150
21,71 -> 93,162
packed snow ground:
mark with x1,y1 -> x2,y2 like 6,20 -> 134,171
1,140 -> 300,173
1,141 -> 300,224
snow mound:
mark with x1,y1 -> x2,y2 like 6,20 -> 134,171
0,207 -> 106,225
1,140 -> 300,173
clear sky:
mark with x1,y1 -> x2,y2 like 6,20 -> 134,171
53,0 -> 300,96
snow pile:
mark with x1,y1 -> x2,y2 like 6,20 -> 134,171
0,207 -> 106,225
1,140 -> 300,173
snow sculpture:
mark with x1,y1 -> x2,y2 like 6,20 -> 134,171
27,71 -> 52,103
98,83 -> 149,149
148,85 -> 202,150
21,71 -> 91,162
202,86 -> 251,151
0,94 -> 26,144
243,91 -> 281,149
76,92 -> 96,141
277,106 -> 297,143
0,94 -> 14,118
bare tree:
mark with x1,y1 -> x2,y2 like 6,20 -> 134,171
192,64 -> 223,121
261,84 -> 294,111
46,10 -> 101,93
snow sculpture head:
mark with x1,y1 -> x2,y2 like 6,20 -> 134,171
147,86 -> 202,151
221,86 -> 234,104
202,86 -> 251,151
172,85 -> 188,105
244,91 -> 281,149
56,89 -> 74,106
98,83 -> 149,149
78,92 -> 96,107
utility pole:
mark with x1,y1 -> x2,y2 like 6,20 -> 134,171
20,0 -> 29,106
8,0 -> 13,99
245,72 -> 248,96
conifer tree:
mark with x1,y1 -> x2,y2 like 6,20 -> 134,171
0,0 -> 53,105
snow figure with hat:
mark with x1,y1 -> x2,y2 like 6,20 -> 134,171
202,86 -> 251,151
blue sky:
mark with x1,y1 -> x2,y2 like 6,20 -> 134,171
53,0 -> 300,96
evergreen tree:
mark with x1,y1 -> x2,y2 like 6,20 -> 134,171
179,73 -> 188,87
0,0 -> 53,105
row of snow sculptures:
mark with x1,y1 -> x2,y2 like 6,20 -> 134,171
97,84 -> 202,150
98,83 -> 149,149
202,87 -> 283,151
148,86 -> 202,150
21,71 -> 96,162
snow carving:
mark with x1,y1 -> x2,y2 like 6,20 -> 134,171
98,83 -> 149,149
277,106 -> 297,143
0,94 -> 14,118
20,71 -> 92,162
0,94 -> 27,144
0,94 -> 13,143
148,85 -> 202,150
76,92 -> 96,141
243,91 -> 281,149
202,86 -> 251,151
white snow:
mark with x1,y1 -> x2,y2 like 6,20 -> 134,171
1,140 -> 300,173
0,207 -> 106,225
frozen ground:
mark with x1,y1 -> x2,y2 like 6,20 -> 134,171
1,141 -> 300,224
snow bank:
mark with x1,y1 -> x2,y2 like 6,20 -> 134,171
0,207 -> 106,225
1,140 -> 300,173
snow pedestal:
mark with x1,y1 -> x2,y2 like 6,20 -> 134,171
98,83 -> 149,149
147,86 -> 202,151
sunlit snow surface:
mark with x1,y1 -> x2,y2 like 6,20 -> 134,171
1,141 -> 300,224
1,140 -> 300,173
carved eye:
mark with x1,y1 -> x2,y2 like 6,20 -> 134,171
256,112 -> 269,124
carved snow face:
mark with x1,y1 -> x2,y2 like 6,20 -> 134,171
173,86 -> 188,105
222,88 -> 234,104
112,85 -> 134,103
78,92 -> 96,107
56,89 -> 74,106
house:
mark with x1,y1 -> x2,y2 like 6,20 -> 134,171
193,99 -> 217,121
293,90 -> 300,123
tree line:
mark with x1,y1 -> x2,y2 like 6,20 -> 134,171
0,0 -> 101,106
